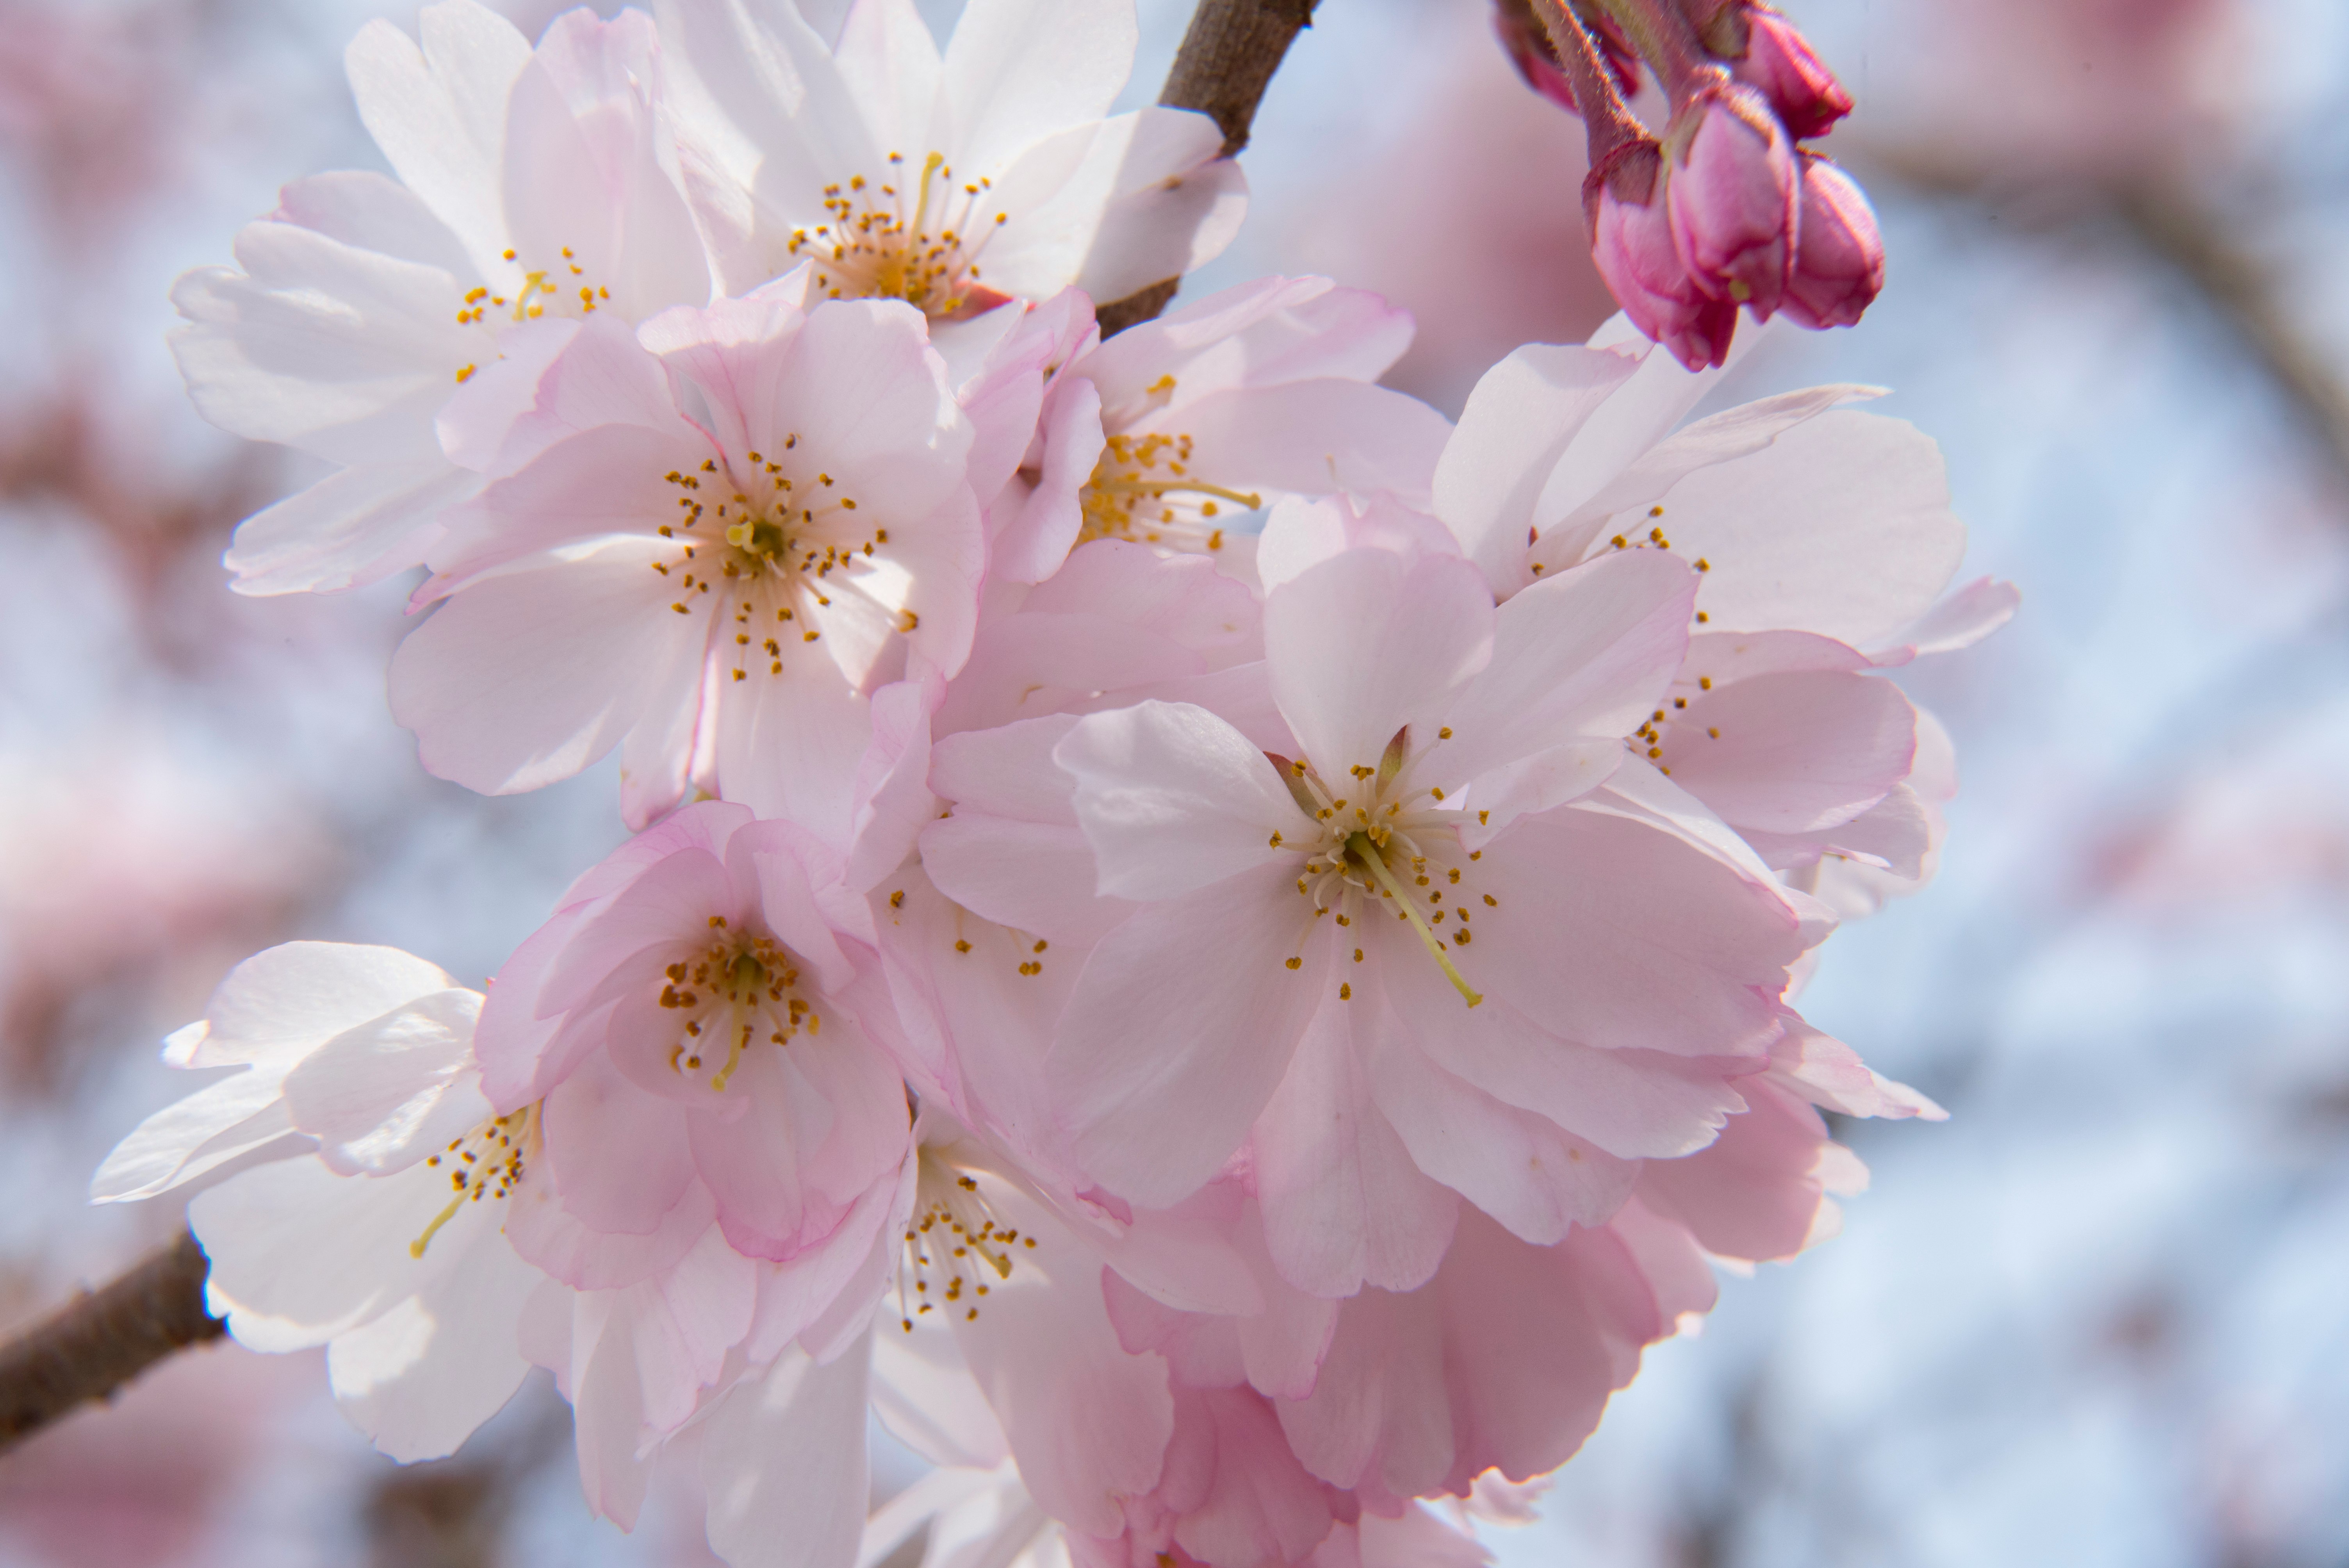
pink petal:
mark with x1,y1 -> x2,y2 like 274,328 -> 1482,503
1251,987 -> 1460,1296
1051,862 -> 1333,1207
1265,547 -> 1494,779
1463,807 -> 1797,1057
1055,700 -> 1308,901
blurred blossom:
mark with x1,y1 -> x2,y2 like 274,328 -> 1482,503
1821,0 -> 2249,180
0,747 -> 330,1088
1274,4 -> 1618,412
0,4 -> 191,243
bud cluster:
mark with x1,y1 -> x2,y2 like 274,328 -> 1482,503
1502,0 -> 1885,368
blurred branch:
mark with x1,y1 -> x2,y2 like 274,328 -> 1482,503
2110,182 -> 2349,484
1861,144 -> 2349,488
0,1229 -> 221,1455
1093,0 -> 1324,335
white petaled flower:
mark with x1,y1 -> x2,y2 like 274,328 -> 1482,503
392,277 -> 984,830
91,943 -> 544,1463
173,1 -> 711,596
654,0 -> 1246,335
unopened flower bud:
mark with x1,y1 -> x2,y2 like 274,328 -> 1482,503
1732,5 -> 1852,139
1665,79 -> 1799,317
1587,141 -> 1738,371
1781,151 -> 1884,330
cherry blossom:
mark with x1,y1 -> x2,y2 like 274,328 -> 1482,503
392,276 -> 984,830
1431,321 -> 2015,900
467,798 -> 919,1536
174,1 -> 710,595
654,0 -> 1246,331
967,531 -> 1829,1294
91,942 -> 543,1463
473,800 -> 906,1290
982,276 -> 1456,584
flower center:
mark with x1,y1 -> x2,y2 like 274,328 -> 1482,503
1077,423 -> 1261,554
897,1145 -> 1034,1329
450,244 -> 613,386
656,916 -> 822,1095
410,1104 -> 540,1259
1274,729 -> 1493,1008
650,448 -> 918,680
791,153 -> 1010,318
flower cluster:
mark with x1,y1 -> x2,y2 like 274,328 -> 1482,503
1497,0 -> 1884,369
98,4 -> 2007,1566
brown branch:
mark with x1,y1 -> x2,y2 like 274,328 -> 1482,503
0,1229 -> 223,1455
1092,0 -> 1324,336
1858,142 -> 2349,491
2111,181 -> 2349,488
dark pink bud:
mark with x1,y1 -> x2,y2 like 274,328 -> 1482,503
1781,152 -> 1884,330
1587,142 -> 1738,371
1733,6 -> 1852,139
1665,80 -> 1799,317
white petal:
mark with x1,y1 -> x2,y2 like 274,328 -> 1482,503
194,942 -> 461,1068
89,1067 -> 297,1203
326,1221 -> 540,1461
1646,411 -> 1966,647
703,1335 -> 875,1568
346,1 -> 532,273
282,990 -> 490,1176
191,1156 -> 481,1352
171,228 -> 472,464
223,460 -> 476,597
943,0 -> 1135,178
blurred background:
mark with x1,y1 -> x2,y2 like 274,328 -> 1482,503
3,0 -> 2345,1562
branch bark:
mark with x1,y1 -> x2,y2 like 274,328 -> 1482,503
0,1229 -> 223,1455
1092,0 -> 1323,335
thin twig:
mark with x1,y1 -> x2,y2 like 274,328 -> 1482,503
0,1229 -> 223,1455
1092,0 -> 1324,335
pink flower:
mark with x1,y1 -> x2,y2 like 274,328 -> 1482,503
392,278 -> 984,830
474,800 -> 909,1286
1729,5 -> 1852,140
968,531 -> 1825,1294
174,2 -> 710,595
1781,151 -> 1887,331
1664,80 -> 1800,318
